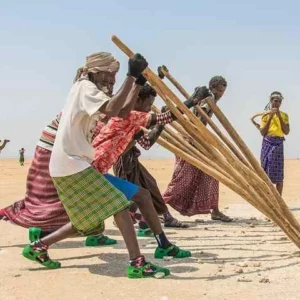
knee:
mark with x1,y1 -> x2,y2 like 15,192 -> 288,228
132,187 -> 151,204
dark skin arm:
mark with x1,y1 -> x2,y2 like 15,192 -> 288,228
99,76 -> 136,117
277,111 -> 290,135
117,83 -> 141,118
154,86 -> 211,126
250,113 -> 263,130
260,111 -> 275,136
144,124 -> 165,148
134,125 -> 165,150
100,54 -> 148,118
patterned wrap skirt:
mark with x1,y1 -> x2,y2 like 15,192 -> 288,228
260,136 -> 284,184
1,146 -> 70,230
163,156 -> 219,216
52,167 -> 130,236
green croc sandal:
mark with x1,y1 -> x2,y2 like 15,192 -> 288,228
154,245 -> 192,259
28,227 -> 42,242
137,228 -> 154,237
22,245 -> 61,269
85,235 -> 117,247
127,262 -> 170,279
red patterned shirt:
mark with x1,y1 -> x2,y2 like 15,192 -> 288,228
92,111 -> 150,173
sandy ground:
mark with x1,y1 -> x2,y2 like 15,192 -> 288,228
1,158 -> 300,300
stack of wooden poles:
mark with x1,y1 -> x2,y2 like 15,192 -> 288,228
111,35 -> 300,249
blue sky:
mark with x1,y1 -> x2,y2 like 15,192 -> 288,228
1,0 -> 300,159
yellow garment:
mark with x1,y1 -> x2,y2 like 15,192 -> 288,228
261,111 -> 289,137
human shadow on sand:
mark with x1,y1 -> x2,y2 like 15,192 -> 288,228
25,250 -> 300,281
26,252 -> 200,279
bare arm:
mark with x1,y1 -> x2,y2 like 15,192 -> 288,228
150,87 -> 211,127
117,83 -> 141,118
277,112 -> 290,135
99,53 -> 148,117
260,113 -> 274,136
149,96 -> 206,127
99,76 -> 135,117
250,113 -> 263,130
134,125 -> 165,150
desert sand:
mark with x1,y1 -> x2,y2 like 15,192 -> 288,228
1,158 -> 300,300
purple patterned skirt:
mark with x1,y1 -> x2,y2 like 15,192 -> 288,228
260,136 -> 285,184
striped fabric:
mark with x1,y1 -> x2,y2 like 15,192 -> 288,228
2,146 -> 70,230
52,167 -> 130,236
37,113 -> 62,150
155,111 -> 173,125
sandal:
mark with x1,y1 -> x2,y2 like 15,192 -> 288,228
127,262 -> 170,279
29,227 -> 42,242
211,211 -> 233,222
85,235 -> 117,246
164,217 -> 189,228
137,228 -> 154,237
22,245 -> 61,269
154,245 -> 191,259
159,216 -> 165,223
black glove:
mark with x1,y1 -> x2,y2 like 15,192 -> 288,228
127,53 -> 148,78
182,86 -> 211,109
192,86 -> 211,104
135,74 -> 147,86
157,66 -> 165,79
161,105 -> 169,113
157,65 -> 169,79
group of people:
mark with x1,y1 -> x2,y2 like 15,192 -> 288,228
0,50 -> 289,279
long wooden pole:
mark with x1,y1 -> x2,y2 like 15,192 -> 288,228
207,99 -> 300,231
159,66 -> 251,168
158,65 -> 190,99
149,59 -> 288,216
110,35 -> 281,213
152,105 -> 212,158
111,35 -> 300,246
154,134 -> 300,247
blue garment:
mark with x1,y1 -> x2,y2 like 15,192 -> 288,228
104,173 -> 139,200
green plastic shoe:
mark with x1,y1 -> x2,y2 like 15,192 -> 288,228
137,228 -> 154,237
28,227 -> 42,242
85,235 -> 117,247
154,245 -> 192,259
22,245 -> 61,269
127,262 -> 170,279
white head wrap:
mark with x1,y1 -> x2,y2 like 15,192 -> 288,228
85,52 -> 120,73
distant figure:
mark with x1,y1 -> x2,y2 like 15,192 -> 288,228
0,139 -> 10,153
19,148 -> 25,166
259,91 -> 290,195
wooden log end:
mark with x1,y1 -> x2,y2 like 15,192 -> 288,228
111,35 -> 118,42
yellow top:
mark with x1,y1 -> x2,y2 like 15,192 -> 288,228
261,111 -> 289,137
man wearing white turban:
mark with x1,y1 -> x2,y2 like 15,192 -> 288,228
21,51 -> 174,278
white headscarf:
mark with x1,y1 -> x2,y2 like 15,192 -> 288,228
85,52 -> 120,73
